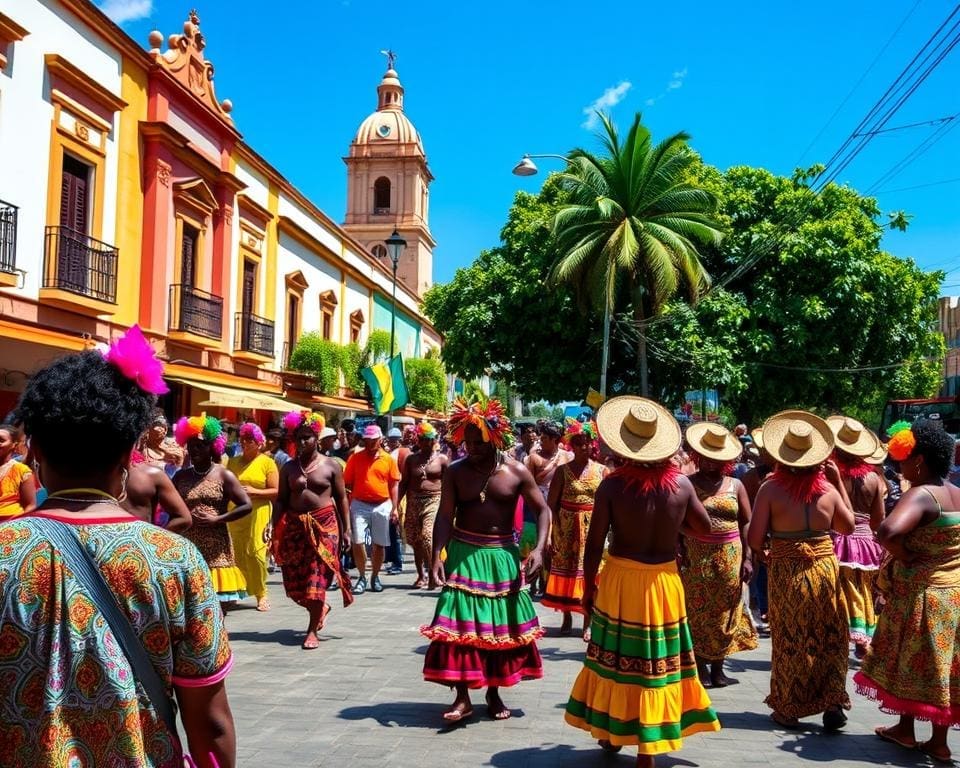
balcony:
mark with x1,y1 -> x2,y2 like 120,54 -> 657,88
234,311 -> 275,358
42,226 -> 118,304
0,200 -> 17,280
168,283 -> 223,341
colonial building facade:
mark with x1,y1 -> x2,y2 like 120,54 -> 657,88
0,2 -> 441,420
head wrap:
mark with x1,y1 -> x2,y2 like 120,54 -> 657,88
417,420 -> 438,440
239,422 -> 265,447
564,418 -> 598,443
173,414 -> 227,456
282,410 -> 326,435
447,397 -> 512,449
887,420 -> 916,462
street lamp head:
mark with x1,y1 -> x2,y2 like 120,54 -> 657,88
512,155 -> 538,176
384,229 -> 407,267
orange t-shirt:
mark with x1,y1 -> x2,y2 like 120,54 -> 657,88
343,449 -> 400,503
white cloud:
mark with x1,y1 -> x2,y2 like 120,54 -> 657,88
98,0 -> 152,24
581,81 -> 632,129
644,67 -> 689,108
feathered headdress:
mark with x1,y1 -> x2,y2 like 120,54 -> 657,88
282,410 -> 326,435
564,418 -> 598,442
887,420 -> 916,462
239,422 -> 265,446
448,397 -> 512,449
101,324 -> 169,395
417,420 -> 438,440
173,413 -> 227,456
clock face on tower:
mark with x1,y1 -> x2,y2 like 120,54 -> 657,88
377,124 -> 392,138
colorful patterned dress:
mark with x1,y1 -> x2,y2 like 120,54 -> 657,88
173,469 -> 247,602
565,556 -> 721,754
681,477 -> 758,661
0,509 -> 232,768
543,460 -> 604,614
0,459 -> 32,519
766,530 -> 850,719
421,528 -> 543,688
226,453 -> 276,601
832,504 -> 885,645
854,496 -> 960,725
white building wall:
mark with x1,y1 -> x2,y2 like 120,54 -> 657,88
277,232 -> 342,340
0,1 -> 123,298
344,276 -> 369,346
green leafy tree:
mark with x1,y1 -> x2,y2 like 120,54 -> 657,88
422,177 -> 602,402
362,329 -> 397,367
405,357 -> 448,412
289,332 -> 341,395
337,342 -> 364,393
551,112 -> 724,396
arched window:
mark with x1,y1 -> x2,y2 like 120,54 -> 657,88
374,177 -> 391,213
372,244 -> 387,261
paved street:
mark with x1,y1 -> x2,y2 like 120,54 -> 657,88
223,565 -> 937,768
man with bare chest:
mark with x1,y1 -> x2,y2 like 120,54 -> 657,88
525,421 -> 572,499
421,398 -> 550,723
274,411 -> 353,650
122,460 -> 192,533
399,422 -> 449,588
564,396 -> 720,767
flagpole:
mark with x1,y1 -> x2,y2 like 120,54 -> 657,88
384,230 -> 407,431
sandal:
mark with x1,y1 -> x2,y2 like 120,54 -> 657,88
598,739 -> 622,753
256,598 -> 271,612
875,726 -> 917,750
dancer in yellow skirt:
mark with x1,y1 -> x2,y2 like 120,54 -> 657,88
565,397 -> 720,767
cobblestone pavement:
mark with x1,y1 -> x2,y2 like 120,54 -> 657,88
224,567 -> 941,768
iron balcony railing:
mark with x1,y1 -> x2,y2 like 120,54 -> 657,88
235,311 -> 275,356
43,226 -> 118,302
0,200 -> 17,274
169,284 -> 223,340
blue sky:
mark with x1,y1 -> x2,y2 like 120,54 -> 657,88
106,0 -> 959,292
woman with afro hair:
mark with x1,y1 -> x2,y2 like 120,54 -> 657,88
0,329 -> 236,767
855,418 -> 960,764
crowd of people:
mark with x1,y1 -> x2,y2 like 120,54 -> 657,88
1,325 -> 960,767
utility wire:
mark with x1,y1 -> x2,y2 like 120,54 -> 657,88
876,175 -> 960,193
855,115 -> 956,136
796,0 -> 923,165
867,112 -> 960,193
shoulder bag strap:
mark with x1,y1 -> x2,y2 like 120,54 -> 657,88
29,516 -> 179,738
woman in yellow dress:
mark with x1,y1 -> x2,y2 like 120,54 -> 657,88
0,423 -> 35,518
228,422 -> 279,612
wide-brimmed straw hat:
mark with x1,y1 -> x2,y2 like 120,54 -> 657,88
865,431 -> 888,466
751,428 -> 764,450
596,396 -> 681,464
686,422 -> 743,462
826,415 -> 880,458
761,410 -> 834,468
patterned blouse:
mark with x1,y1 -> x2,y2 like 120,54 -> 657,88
0,510 -> 232,767
695,477 -> 741,534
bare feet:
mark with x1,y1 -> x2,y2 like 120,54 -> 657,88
301,633 -> 320,650
485,690 -> 512,720
412,576 -> 428,589
317,603 -> 332,631
427,578 -> 439,590
874,725 -> 917,749
636,754 -> 655,768
560,612 -> 572,636
442,699 -> 473,722
256,597 -> 271,612
919,741 -> 953,764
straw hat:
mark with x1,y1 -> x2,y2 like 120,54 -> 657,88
596,396 -> 681,464
826,415 -> 880,458
751,428 -> 764,450
865,431 -> 888,466
761,410 -> 835,468
686,422 -> 743,462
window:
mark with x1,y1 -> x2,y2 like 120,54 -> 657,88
350,309 -> 364,344
374,177 -> 391,213
319,289 -> 338,341
60,154 -> 90,234
372,244 -> 387,261
287,294 -> 299,350
181,224 -> 199,287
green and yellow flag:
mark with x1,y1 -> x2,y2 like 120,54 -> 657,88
361,354 -> 409,414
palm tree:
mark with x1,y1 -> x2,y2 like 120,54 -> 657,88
551,112 -> 724,397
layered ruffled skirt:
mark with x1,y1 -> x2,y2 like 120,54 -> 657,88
421,529 -> 543,688
565,556 -> 720,755
542,502 -> 591,614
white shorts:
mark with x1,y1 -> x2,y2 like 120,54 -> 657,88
351,498 -> 391,547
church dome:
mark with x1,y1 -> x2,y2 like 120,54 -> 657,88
350,66 -> 425,157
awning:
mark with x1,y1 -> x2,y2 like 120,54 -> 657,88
168,378 -> 298,413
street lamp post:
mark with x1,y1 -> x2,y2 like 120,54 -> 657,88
512,152 -> 612,398
383,228 -> 407,363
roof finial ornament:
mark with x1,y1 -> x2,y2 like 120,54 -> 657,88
379,49 -> 397,71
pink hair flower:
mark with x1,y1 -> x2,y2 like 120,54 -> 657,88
103,325 -> 169,395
